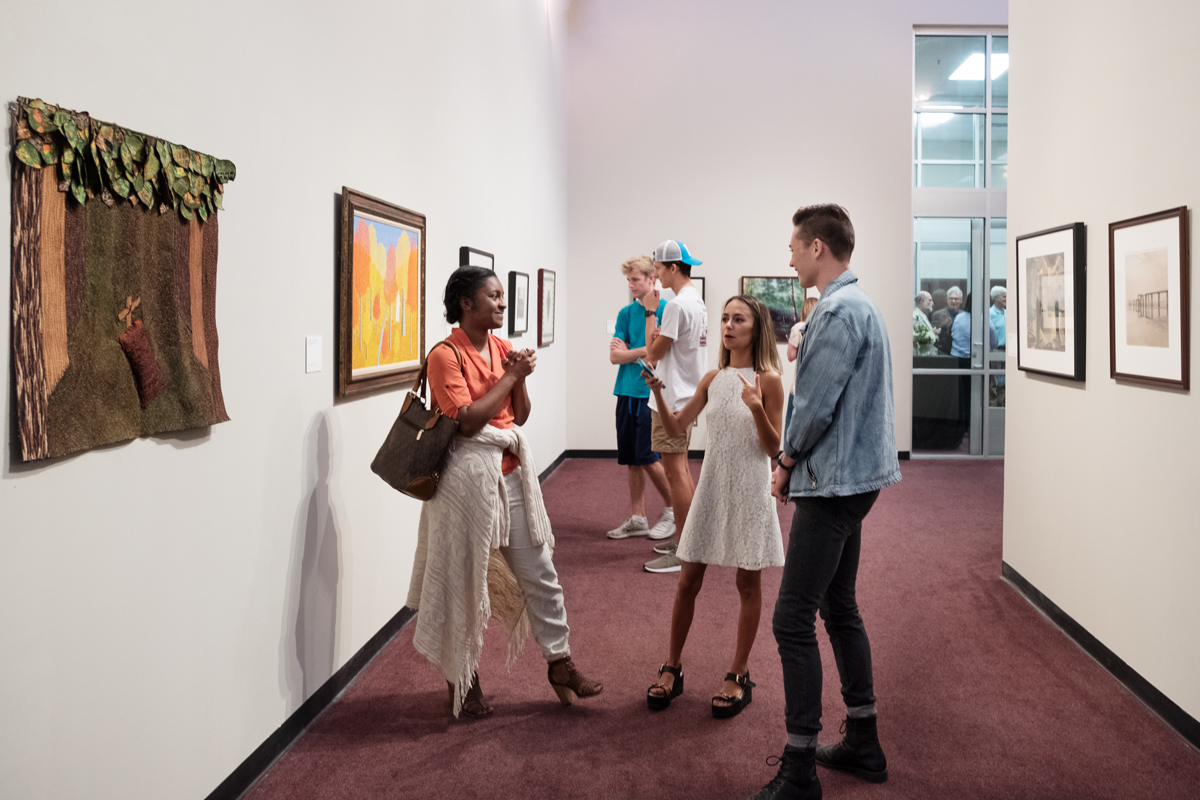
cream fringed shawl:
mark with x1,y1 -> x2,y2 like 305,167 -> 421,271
405,424 -> 553,717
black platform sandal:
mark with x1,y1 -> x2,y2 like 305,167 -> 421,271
712,671 -> 755,719
646,664 -> 684,711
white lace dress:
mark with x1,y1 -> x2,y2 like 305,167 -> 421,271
676,367 -> 785,570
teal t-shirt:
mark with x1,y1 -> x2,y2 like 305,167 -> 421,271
613,299 -> 667,398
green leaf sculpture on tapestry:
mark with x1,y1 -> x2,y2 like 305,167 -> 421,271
10,96 -> 236,222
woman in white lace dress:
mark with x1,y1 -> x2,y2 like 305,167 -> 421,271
644,294 -> 785,719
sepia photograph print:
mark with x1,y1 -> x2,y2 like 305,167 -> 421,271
1123,248 -> 1169,348
1027,252 -> 1066,352
1015,222 -> 1086,381
1109,207 -> 1190,390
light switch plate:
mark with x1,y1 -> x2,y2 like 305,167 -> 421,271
606,319 -> 616,335
305,335 -> 322,373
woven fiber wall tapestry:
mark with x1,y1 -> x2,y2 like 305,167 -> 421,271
10,97 -> 237,462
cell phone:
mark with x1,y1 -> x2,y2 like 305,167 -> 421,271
637,357 -> 660,382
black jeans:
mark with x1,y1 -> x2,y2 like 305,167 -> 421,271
773,491 -> 880,736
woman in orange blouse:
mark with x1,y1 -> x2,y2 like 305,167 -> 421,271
413,266 -> 602,718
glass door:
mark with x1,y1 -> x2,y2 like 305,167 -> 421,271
912,217 -> 1005,456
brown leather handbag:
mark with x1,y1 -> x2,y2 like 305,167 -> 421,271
370,340 -> 463,500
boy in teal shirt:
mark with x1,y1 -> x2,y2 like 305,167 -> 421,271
607,255 -> 674,540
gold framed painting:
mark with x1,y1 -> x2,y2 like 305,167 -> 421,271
338,187 -> 426,397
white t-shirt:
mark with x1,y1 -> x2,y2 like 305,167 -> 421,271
786,320 -> 807,394
648,284 -> 708,414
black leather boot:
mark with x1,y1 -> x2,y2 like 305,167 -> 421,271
815,715 -> 888,783
747,746 -> 821,800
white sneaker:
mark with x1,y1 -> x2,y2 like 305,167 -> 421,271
647,510 -> 676,540
607,516 -> 650,539
653,539 -> 677,556
644,551 -> 682,573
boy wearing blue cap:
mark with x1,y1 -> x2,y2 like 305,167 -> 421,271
640,239 -> 708,574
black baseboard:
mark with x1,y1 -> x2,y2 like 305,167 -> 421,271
559,448 -> 706,460
559,449 -> 911,462
1002,562 -> 1200,751
205,606 -> 417,800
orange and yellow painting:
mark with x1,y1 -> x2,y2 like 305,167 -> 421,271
351,212 -> 421,377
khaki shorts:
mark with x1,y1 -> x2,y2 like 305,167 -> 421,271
650,409 -> 692,454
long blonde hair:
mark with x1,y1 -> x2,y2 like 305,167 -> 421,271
801,296 -> 818,321
718,295 -> 783,374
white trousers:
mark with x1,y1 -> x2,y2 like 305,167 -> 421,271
500,471 -> 571,660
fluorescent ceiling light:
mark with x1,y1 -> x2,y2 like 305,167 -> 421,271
949,53 -> 1009,80
920,113 -> 954,127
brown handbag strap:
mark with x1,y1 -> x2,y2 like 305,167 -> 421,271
415,338 -> 465,402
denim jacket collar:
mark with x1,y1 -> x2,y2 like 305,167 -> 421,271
820,269 -> 858,300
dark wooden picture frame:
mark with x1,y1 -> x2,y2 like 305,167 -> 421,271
459,246 -> 494,269
537,268 -> 556,348
1109,207 -> 1190,390
1015,222 -> 1087,381
337,187 -> 426,397
739,275 -> 806,342
509,271 -> 530,337
691,275 -> 705,301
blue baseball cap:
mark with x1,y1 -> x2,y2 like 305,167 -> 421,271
652,239 -> 702,266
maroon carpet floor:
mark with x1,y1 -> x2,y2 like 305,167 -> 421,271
244,459 -> 1200,799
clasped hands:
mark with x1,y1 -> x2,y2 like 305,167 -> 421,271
502,348 -> 537,379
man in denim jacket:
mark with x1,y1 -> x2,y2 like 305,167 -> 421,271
750,205 -> 901,800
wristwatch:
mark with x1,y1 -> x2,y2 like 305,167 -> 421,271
644,309 -> 656,318
774,451 -> 795,470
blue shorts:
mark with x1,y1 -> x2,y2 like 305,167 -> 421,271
615,396 -> 660,466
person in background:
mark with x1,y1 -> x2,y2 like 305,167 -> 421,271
912,290 -> 939,356
639,240 -> 708,574
750,204 -> 900,800
407,266 -> 602,718
989,285 -> 1007,407
607,255 -> 675,542
931,285 -> 962,355
784,296 -> 819,432
989,285 -> 1007,349
952,292 -> 998,359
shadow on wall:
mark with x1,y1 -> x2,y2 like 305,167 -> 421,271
282,412 -> 343,710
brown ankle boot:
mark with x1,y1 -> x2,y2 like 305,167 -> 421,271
547,656 -> 603,706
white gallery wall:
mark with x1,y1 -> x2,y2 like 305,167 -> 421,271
565,0 -> 1007,454
1005,2 -> 1200,723
0,2 -> 566,798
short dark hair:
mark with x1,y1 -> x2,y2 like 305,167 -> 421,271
443,266 -> 498,323
660,260 -> 691,278
792,204 -> 855,262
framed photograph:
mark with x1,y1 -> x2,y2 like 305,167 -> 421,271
1015,222 -> 1087,381
459,246 -> 494,269
338,187 -> 426,397
739,275 -> 806,342
538,268 -> 556,347
691,275 -> 705,301
509,271 -> 530,336
1109,207 -> 1190,390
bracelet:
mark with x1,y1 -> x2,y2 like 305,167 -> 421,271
774,451 -> 795,471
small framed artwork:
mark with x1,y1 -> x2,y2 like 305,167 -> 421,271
338,187 -> 426,397
1015,222 -> 1087,381
691,276 -> 705,301
509,271 -> 530,336
1109,207 -> 1190,390
459,246 -> 494,269
739,275 -> 805,342
538,268 -> 556,347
